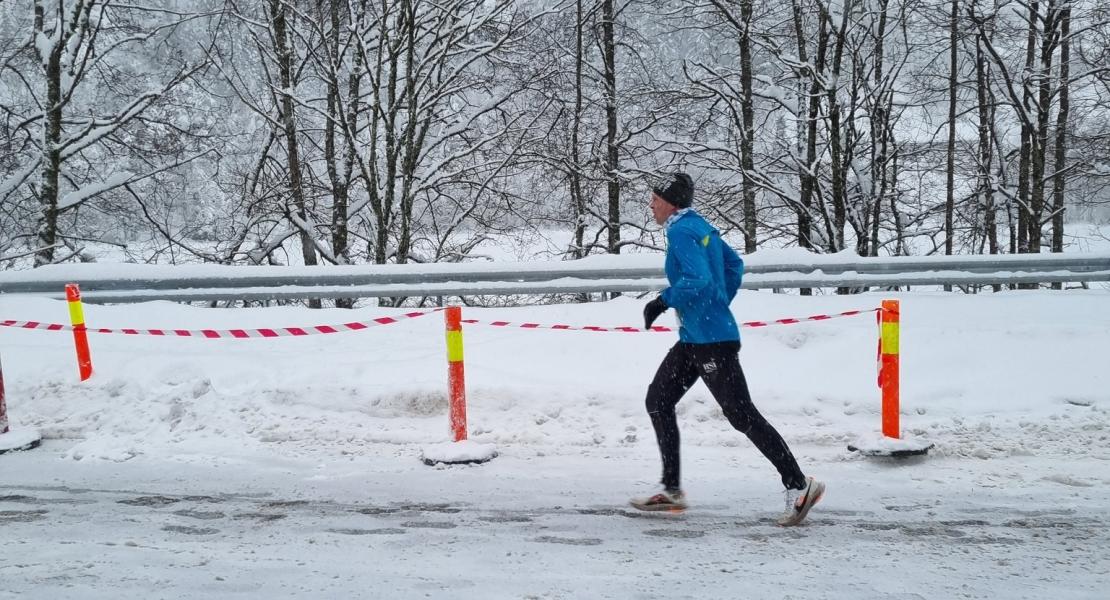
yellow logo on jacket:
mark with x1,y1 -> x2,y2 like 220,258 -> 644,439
701,234 -> 710,247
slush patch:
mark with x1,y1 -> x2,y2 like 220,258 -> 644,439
400,521 -> 457,529
531,535 -> 602,546
479,514 -> 533,523
263,499 -> 310,508
394,503 -> 462,514
162,525 -> 219,535
231,512 -> 286,522
173,509 -> 225,520
118,495 -> 180,507
643,529 -> 705,539
0,509 -> 48,523
328,527 -> 406,535
355,506 -> 403,515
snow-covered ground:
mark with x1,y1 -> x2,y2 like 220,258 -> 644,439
1,288 -> 1109,598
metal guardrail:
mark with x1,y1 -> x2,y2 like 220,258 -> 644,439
1,253 -> 1108,303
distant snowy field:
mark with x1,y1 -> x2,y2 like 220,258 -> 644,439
2,285 -> 1108,598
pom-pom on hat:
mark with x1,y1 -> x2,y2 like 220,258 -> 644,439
653,172 -> 694,208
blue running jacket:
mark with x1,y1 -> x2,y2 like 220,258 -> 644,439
659,210 -> 744,344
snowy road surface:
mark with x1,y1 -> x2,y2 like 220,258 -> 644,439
2,291 -> 1109,598
2,444 -> 1107,599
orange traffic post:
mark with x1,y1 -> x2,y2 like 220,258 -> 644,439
851,299 -> 930,458
421,304 -> 496,465
444,306 -> 467,442
65,283 -> 94,381
879,299 -> 900,438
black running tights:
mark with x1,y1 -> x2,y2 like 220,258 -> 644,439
645,341 -> 806,491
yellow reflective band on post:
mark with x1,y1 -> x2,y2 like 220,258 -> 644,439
881,322 -> 899,355
446,331 -> 464,362
68,300 -> 85,326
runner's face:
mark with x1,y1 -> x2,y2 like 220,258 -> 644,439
650,193 -> 676,225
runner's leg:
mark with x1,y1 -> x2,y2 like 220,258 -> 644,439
645,343 -> 700,490
697,342 -> 807,490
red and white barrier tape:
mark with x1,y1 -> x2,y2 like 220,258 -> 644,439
1,307 -> 879,338
462,307 -> 880,333
0,309 -> 438,339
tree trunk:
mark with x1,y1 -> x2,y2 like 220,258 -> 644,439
869,0 -> 890,259
601,0 -> 620,256
1050,6 -> 1070,287
1017,0 -> 1039,255
974,13 -> 997,259
395,0 -> 419,266
890,147 -> 907,255
1029,0 -> 1059,257
792,0 -> 824,296
945,0 -> 958,261
374,0 -> 403,271
826,0 -> 852,256
270,0 -> 321,307
325,0 -> 360,308
793,0 -> 826,257
943,0 -> 959,290
738,0 -> 757,254
366,2 -> 390,265
34,9 -> 64,268
571,0 -> 587,262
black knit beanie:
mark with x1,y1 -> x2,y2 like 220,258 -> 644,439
653,172 -> 694,209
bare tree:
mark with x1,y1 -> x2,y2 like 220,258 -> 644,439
793,0 -> 828,256
969,1 -> 999,258
945,0 -> 959,263
0,1 -> 213,267
697,0 -> 759,253
1050,2 -> 1070,259
973,0 -> 1107,265
600,0 -> 621,254
571,0 -> 588,260
269,0 -> 321,307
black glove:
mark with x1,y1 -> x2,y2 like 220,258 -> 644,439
643,296 -> 668,330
